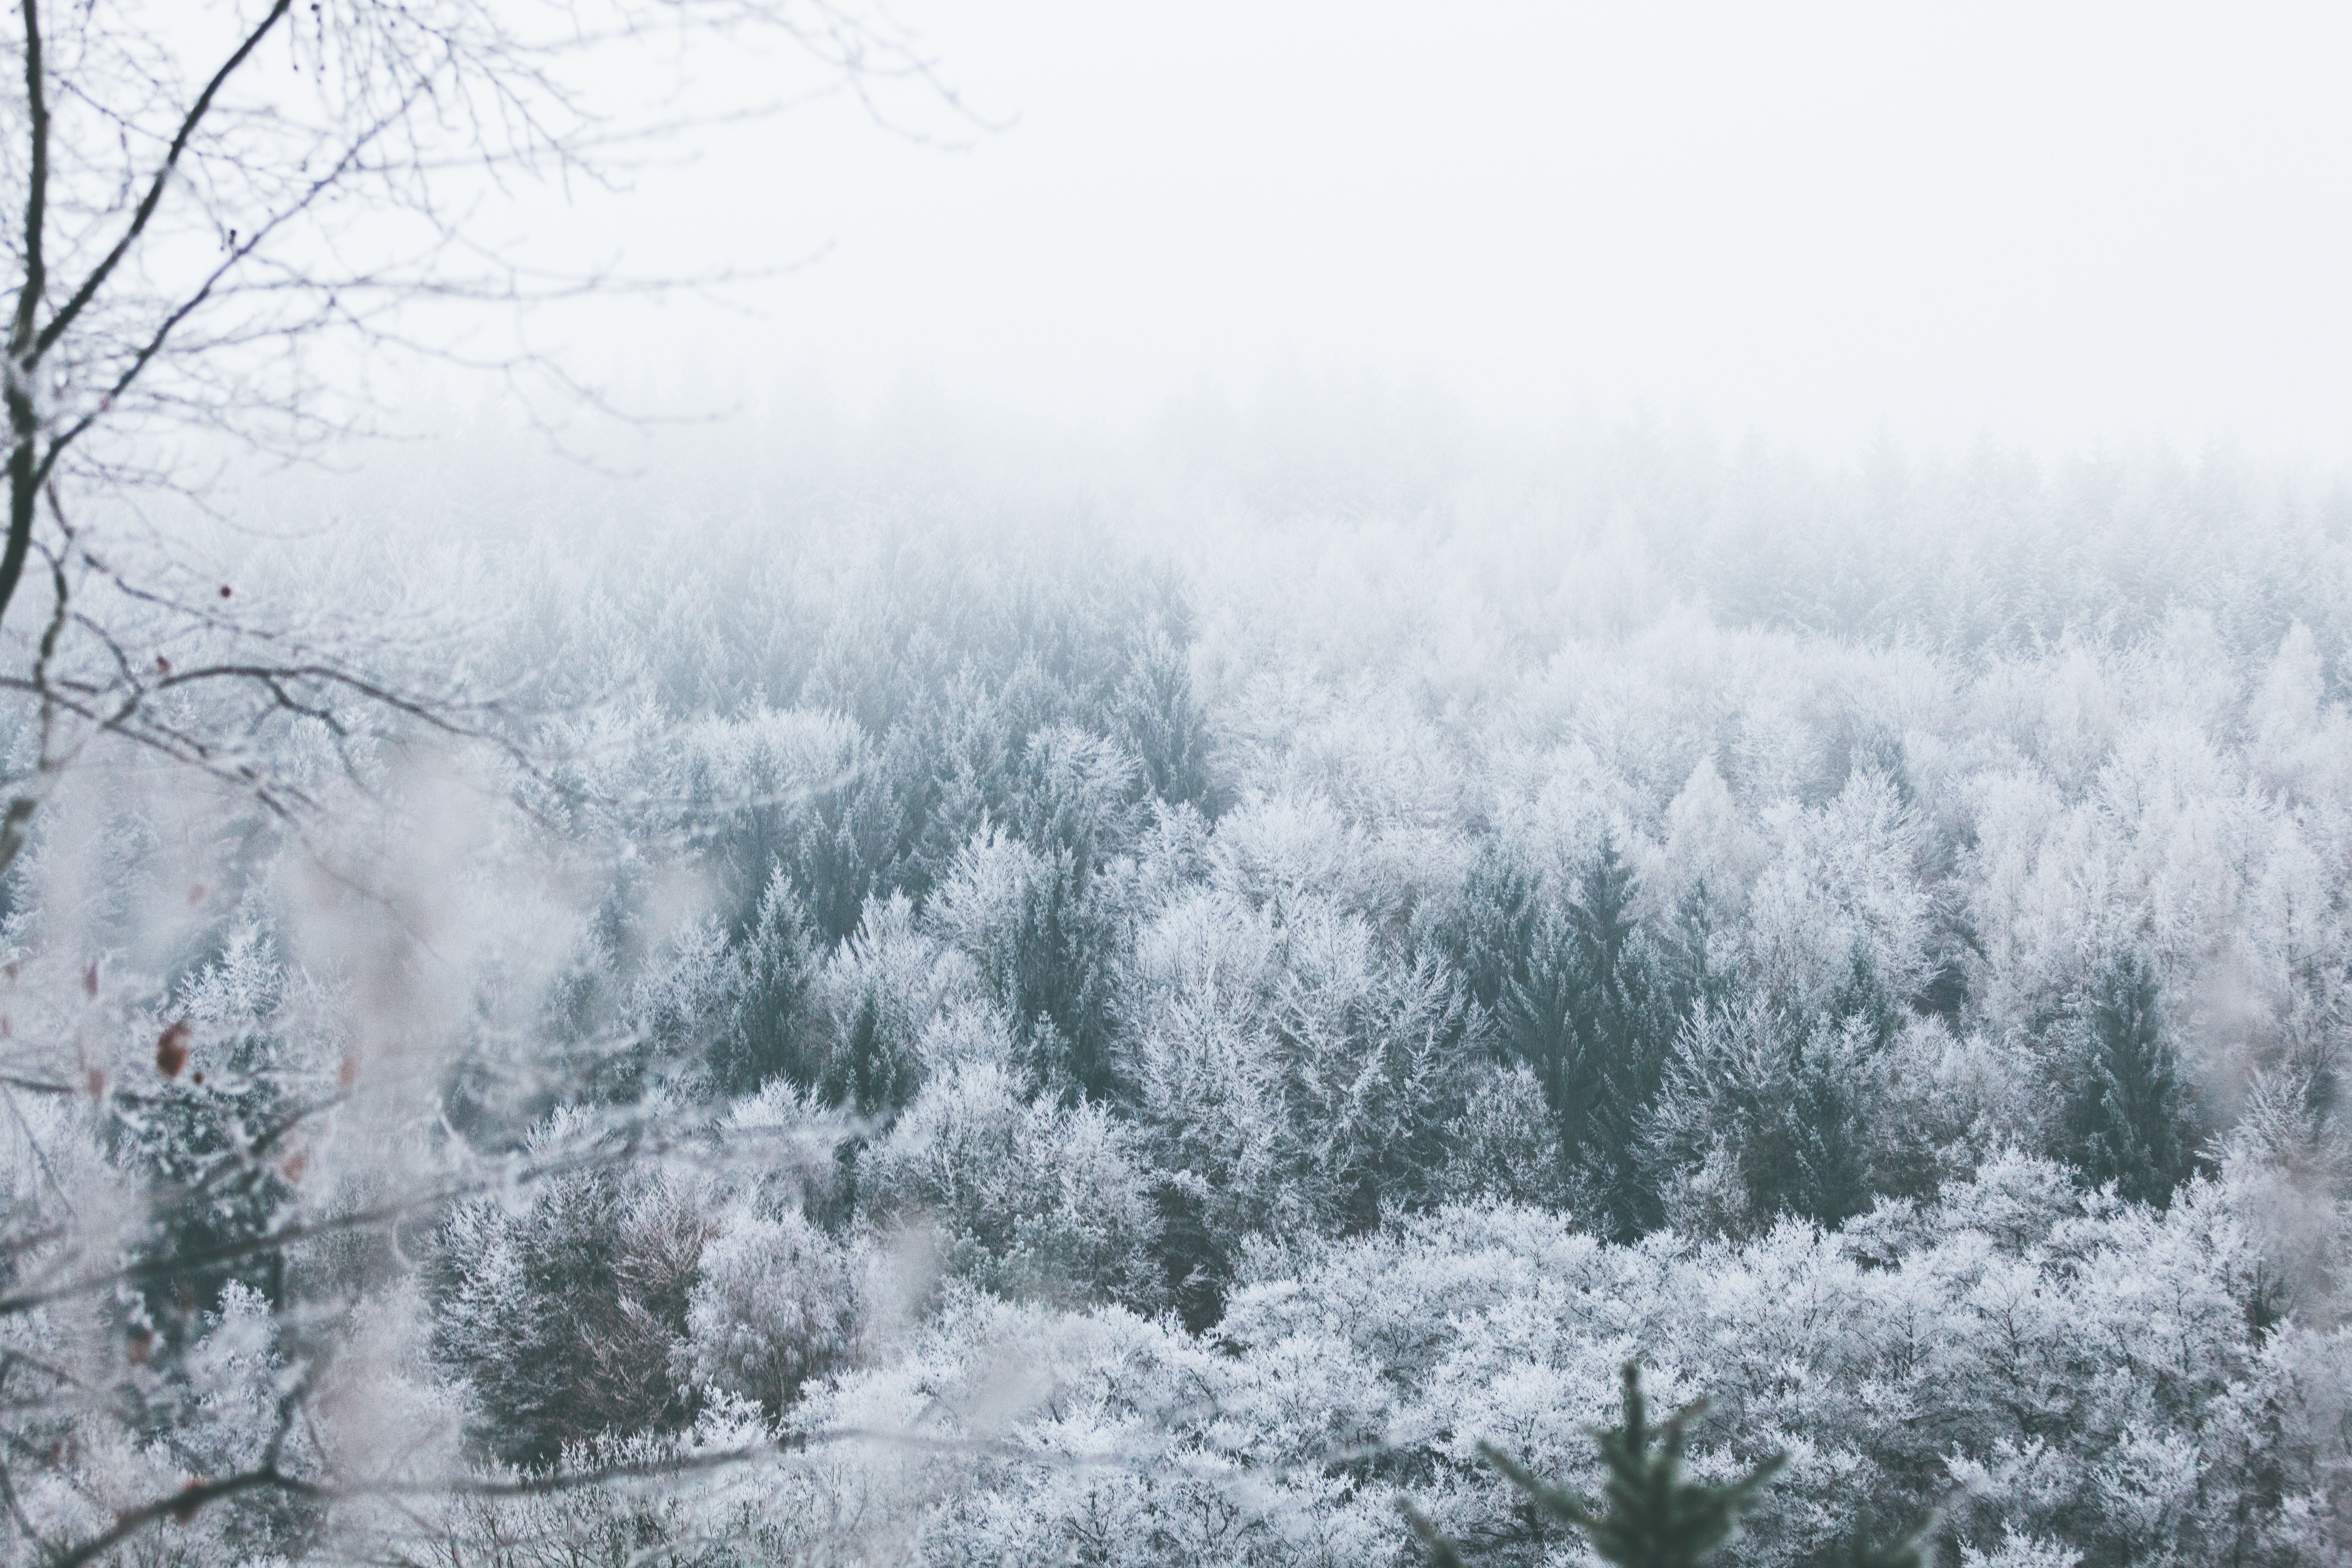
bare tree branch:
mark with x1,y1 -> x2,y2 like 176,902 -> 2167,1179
30,0 -> 293,364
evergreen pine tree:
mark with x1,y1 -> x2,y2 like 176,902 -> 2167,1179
1645,959 -> 1890,1236
2063,949 -> 2191,1206
433,1130 -> 708,1468
785,769 -> 904,946
1770,949 -> 1893,1227
986,727 -> 1140,1101
818,990 -> 924,1117
1827,940 -> 1905,1054
1660,878 -> 1733,1018
1443,840 -> 1542,1022
1503,839 -> 1676,1240
1401,1364 -> 1923,1568
709,869 -> 821,1097
1402,1363 -> 1783,1568
1782,1021 -> 1873,1228
1111,626 -> 1218,814
1005,846 -> 1126,1100
113,1040 -> 297,1346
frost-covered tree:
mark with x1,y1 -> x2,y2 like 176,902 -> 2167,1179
1647,994 -> 1882,1235
860,1059 -> 1164,1309
678,1202 -> 860,1417
433,1114 -> 714,1466
707,869 -> 825,1097
1504,839 -> 1680,1239
1113,624 -> 1220,815
2059,949 -> 2194,1207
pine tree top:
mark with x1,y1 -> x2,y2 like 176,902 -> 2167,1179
1402,1362 -> 1924,1568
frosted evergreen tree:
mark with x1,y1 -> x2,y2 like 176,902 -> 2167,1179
1403,1363 -> 1921,1568
2062,950 -> 2191,1206
1645,953 -> 1898,1235
966,727 -> 1142,1101
1112,625 -> 1219,814
1439,838 -> 1543,1023
709,869 -> 823,1097
1505,838 -> 1677,1240
432,1117 -> 709,1467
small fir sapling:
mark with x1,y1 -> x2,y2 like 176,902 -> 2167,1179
1401,1362 -> 1924,1568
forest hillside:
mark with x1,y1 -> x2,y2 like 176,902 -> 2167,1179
5,415 -> 2349,1567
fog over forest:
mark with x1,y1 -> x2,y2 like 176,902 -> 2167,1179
1,404 -> 2347,1567
6,3 -> 2352,1567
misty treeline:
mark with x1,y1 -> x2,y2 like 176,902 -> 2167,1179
4,419 -> 2351,1567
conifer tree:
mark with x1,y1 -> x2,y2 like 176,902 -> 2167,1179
818,991 -> 923,1118
2063,949 -> 2191,1205
1504,839 -> 1676,1239
709,871 -> 822,1097
1660,878 -> 1734,1018
1770,950 -> 1894,1227
1112,626 -> 1218,814
988,727 -> 1141,1101
1442,840 -> 1542,1021
433,1146 -> 709,1468
1402,1364 -> 1923,1568
1778,1031 -> 1871,1226
787,774 -> 904,947
113,1030 -> 299,1345
1004,847 -> 1127,1100
1646,981 -> 1885,1235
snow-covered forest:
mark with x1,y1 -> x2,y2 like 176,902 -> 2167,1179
6,417 -> 2352,1568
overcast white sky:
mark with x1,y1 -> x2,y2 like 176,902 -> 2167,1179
537,1 -> 2352,462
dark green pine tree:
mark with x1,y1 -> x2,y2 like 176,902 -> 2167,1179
1011,851 -> 1128,1101
708,869 -> 821,1097
1826,940 -> 1905,1055
1442,840 -> 1543,1022
1658,879 -> 1733,1019
1504,839 -> 1676,1240
2064,949 -> 2191,1206
994,730 -> 1140,1102
817,989 -> 923,1119
1781,1023 -> 1873,1229
111,1027 -> 298,1346
1401,1363 -> 1922,1568
1474,1365 -> 1785,1568
783,767 -> 905,947
1774,947 -> 1896,1228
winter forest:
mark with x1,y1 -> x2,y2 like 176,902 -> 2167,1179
8,2 -> 2352,1566
5,414 -> 2351,1568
